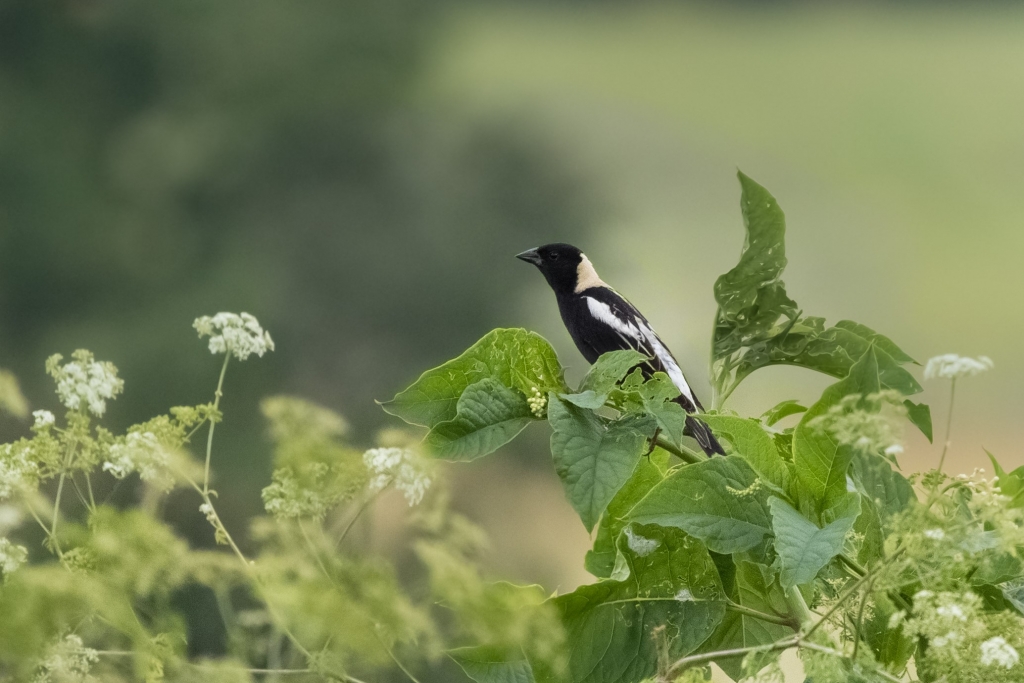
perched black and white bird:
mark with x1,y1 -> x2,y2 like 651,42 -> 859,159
517,243 -> 724,456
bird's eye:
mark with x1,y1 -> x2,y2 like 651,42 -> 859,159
549,253 -> 560,261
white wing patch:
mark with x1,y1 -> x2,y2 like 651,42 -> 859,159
637,321 -> 697,407
585,297 -> 642,342
585,296 -> 699,408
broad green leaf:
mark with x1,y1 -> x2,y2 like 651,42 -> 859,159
553,524 -> 725,683
988,450 -> 1024,509
862,596 -> 916,672
699,560 -> 793,680
769,494 -> 860,588
760,399 -> 807,426
450,647 -> 534,683
585,450 -> 669,579
999,578 -> 1024,616
629,456 -> 773,554
714,172 -> 791,322
833,320 -> 916,364
381,328 -> 565,428
425,378 -> 534,461
548,396 -> 655,532
903,400 -> 933,443
700,414 -> 793,494
850,450 -> 916,523
558,390 -> 607,410
793,346 -> 887,510
579,349 -> 649,395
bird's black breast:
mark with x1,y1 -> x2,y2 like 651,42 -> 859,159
556,287 -> 648,365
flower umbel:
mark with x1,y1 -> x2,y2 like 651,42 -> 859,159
32,410 -> 55,431
981,636 -> 1020,669
33,634 -> 99,683
924,354 -> 994,380
45,350 -> 124,417
103,431 -> 174,491
0,441 -> 40,500
193,312 -> 275,361
363,447 -> 431,506
0,537 -> 27,579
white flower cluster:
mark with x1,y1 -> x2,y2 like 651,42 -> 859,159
0,537 -> 28,578
808,390 -> 905,459
193,312 -> 275,361
102,431 -> 173,491
363,447 -> 431,506
32,410 -> 55,430
33,634 -> 98,683
45,350 -> 124,417
527,387 -> 547,418
900,590 -> 985,652
0,442 -> 40,499
923,528 -> 945,540
981,636 -> 1021,669
924,354 -> 994,380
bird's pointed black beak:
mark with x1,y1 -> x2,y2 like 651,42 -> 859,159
516,248 -> 543,266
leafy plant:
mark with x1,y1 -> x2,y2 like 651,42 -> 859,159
1,172 -> 1020,683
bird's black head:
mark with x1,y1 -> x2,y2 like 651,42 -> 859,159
516,243 -> 594,295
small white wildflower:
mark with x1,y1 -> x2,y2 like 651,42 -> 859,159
45,350 -> 124,417
914,590 -> 934,600
884,444 -> 904,457
0,537 -> 27,578
199,503 -> 217,525
980,636 -> 1020,669
103,431 -> 173,491
936,604 -> 966,621
526,387 -> 547,418
33,633 -> 98,683
193,312 -> 275,361
362,447 -> 431,506
674,588 -> 694,602
932,630 -> 961,649
887,611 -> 906,629
624,525 -> 660,557
924,528 -> 945,541
924,354 -> 994,380
0,442 -> 40,499
31,410 -> 55,430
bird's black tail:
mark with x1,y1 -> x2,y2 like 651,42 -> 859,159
684,414 -> 726,457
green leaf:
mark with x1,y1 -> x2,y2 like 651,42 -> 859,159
450,647 -> 534,683
849,450 -> 916,523
699,560 -> 793,680
760,399 -> 807,426
425,378 -> 535,461
585,450 -> 669,579
381,328 -> 565,428
558,390 -> 607,410
553,524 -> 725,683
988,450 -> 1024,509
793,346 -> 888,510
548,395 -> 656,532
700,414 -> 793,494
714,172 -> 791,323
833,320 -> 916,364
579,350 -> 649,395
769,494 -> 860,588
904,400 -> 933,443
629,456 -> 773,554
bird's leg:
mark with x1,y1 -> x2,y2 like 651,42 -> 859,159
644,427 -> 662,457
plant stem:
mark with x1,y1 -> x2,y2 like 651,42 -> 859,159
654,434 -> 704,465
725,600 -> 799,629
335,491 -> 379,549
203,353 -> 231,494
783,585 -> 815,631
937,377 -> 957,473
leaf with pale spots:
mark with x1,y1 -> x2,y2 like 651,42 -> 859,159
426,378 -> 535,461
382,328 -> 566,428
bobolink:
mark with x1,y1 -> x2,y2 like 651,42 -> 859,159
517,243 -> 724,456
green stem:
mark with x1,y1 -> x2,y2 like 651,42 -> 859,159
936,377 -> 957,474
783,585 -> 815,632
654,435 -> 703,465
725,600 -> 799,629
203,353 -> 231,495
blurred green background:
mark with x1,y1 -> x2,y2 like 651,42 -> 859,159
1,0 -> 1021,623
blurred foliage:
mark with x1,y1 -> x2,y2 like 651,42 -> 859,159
0,0 -> 596,518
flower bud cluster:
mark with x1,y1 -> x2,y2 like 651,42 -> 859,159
924,354 -> 993,380
193,312 -> 275,361
363,447 -> 432,506
45,350 -> 124,417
